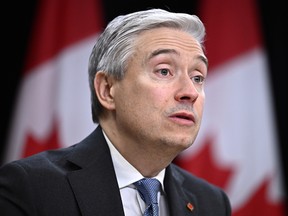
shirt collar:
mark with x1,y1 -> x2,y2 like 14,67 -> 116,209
102,129 -> 166,191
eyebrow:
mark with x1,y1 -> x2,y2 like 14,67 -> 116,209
148,48 -> 208,68
148,48 -> 180,60
198,55 -> 208,68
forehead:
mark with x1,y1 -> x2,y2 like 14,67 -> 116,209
134,27 -> 204,56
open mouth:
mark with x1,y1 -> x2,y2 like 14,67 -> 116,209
175,115 -> 192,120
169,112 -> 195,125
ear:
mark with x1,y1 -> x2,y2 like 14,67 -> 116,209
94,71 -> 116,110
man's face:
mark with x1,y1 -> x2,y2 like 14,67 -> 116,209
112,27 -> 208,153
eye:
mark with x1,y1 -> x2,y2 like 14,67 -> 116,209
159,68 -> 170,76
192,75 -> 205,84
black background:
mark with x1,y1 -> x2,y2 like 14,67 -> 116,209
1,0 -> 287,208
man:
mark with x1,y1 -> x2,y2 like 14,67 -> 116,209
0,8 -> 231,215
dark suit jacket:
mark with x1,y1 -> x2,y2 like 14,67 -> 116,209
0,126 -> 231,216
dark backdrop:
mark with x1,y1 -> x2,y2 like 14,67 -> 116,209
1,0 -> 287,206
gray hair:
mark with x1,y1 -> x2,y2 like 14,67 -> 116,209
88,8 -> 206,123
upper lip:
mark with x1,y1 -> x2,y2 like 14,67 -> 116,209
169,111 -> 195,122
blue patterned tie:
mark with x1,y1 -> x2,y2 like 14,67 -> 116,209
134,178 -> 161,216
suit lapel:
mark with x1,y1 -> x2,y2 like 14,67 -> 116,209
66,127 -> 125,216
164,164 -> 199,216
64,126 -> 201,216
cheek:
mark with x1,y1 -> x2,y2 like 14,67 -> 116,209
122,86 -> 170,122
116,75 -> 172,114
143,86 -> 170,108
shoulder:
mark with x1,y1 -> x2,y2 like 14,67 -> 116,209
0,126 -> 104,174
0,144 -> 76,179
167,163 -> 231,215
169,162 -> 215,188
0,143 -> 88,215
169,162 -> 231,203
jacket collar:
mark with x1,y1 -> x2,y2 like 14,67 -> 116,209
66,126 -> 125,216
65,126 -> 199,216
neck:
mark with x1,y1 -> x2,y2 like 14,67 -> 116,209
100,121 -> 179,177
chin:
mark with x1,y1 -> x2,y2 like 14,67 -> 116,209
164,137 -> 194,150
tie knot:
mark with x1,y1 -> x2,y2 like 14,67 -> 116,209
134,178 -> 161,205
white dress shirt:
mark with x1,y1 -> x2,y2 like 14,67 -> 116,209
102,130 -> 169,216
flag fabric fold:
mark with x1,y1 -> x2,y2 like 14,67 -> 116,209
175,0 -> 286,215
4,0 -> 103,162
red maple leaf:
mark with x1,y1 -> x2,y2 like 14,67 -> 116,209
232,177 -> 287,216
22,120 -> 61,158
174,137 -> 233,189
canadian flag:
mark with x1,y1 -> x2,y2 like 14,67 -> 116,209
3,0 -> 103,162
175,0 -> 287,215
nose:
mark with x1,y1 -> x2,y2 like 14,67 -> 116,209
174,75 -> 199,103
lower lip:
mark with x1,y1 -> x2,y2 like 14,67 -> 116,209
169,116 -> 195,126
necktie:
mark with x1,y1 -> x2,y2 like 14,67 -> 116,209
134,178 -> 161,216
